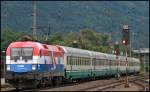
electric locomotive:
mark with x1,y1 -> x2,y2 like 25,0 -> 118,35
6,41 -> 64,88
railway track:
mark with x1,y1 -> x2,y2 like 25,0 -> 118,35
78,75 -> 149,91
132,78 -> 149,91
1,75 -> 148,91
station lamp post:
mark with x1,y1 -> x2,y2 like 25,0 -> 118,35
122,25 -> 130,88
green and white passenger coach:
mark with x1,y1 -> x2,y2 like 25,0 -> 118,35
60,46 -> 140,80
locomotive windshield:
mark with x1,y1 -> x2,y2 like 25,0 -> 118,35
11,48 -> 21,60
22,48 -> 33,59
11,47 -> 33,60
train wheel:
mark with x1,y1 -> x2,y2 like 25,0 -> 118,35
52,77 -> 62,86
93,74 -> 96,80
115,73 -> 120,80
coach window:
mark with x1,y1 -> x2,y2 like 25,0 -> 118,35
73,56 -> 75,65
98,59 -> 100,65
86,58 -> 88,65
71,56 -> 73,65
74,56 -> 76,65
82,57 -> 84,65
87,60 -> 89,65
79,57 -> 81,65
78,57 -> 80,65
122,61 -> 124,66
121,61 -> 123,65
78,57 -> 79,65
84,58 -> 86,65
75,56 -> 76,65
103,59 -> 105,65
77,57 -> 78,65
106,60 -> 108,66
103,60 -> 105,66
105,59 -> 107,66
67,56 -> 69,65
76,57 -> 78,65
101,59 -> 103,65
111,61 -> 113,66
102,60 -> 104,65
69,56 -> 71,65
81,57 -> 83,65
76,57 -> 79,65
82,57 -> 85,65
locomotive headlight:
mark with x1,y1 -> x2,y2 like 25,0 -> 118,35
32,64 -> 36,70
7,65 -> 10,71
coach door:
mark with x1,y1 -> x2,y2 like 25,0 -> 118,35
93,58 -> 96,70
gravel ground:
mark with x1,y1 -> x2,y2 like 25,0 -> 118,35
103,83 -> 140,91
40,77 -> 125,91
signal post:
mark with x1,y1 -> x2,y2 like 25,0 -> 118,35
122,25 -> 130,88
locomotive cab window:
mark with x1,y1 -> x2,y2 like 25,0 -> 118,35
10,47 -> 33,60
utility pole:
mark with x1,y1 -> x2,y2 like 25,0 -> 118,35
45,24 -> 51,42
130,32 -> 134,57
2,51 -> 6,85
32,1 -> 37,41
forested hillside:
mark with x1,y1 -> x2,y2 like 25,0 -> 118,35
1,1 -> 149,49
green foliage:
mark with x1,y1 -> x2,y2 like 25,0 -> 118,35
1,27 -> 30,51
1,27 -> 134,55
1,1 -> 149,48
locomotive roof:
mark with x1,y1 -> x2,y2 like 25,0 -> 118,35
8,41 -> 43,48
59,46 -> 90,56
